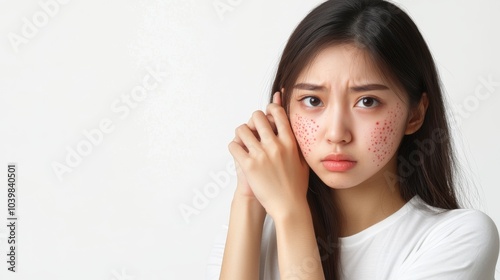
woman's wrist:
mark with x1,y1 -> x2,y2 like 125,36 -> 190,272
221,187 -> 266,279
271,199 -> 312,229
271,200 -> 324,279
231,190 -> 266,218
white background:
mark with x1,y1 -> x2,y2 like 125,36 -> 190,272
0,0 -> 499,279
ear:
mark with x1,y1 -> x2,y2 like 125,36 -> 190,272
404,93 -> 429,135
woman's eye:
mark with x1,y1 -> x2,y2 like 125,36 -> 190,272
300,96 -> 323,107
356,97 -> 380,108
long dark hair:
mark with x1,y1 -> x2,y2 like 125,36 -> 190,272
270,0 -> 459,278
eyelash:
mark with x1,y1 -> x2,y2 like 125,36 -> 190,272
298,96 -> 323,107
297,96 -> 381,108
355,97 -> 381,108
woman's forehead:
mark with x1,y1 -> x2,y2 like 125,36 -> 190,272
296,44 -> 387,84
291,44 -> 408,102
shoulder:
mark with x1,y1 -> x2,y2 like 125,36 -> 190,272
434,209 -> 498,255
446,208 -> 498,237
394,198 -> 500,279
408,197 -> 499,258
411,199 -> 499,246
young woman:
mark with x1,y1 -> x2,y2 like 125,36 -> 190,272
208,0 -> 499,279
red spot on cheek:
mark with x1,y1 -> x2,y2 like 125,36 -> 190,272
292,114 -> 318,157
369,106 -> 403,166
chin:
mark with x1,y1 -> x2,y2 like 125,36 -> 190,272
313,170 -> 364,190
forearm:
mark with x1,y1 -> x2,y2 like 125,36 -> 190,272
220,194 -> 266,280
274,202 -> 324,280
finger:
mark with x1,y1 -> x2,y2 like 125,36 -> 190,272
228,140 -> 250,164
247,117 -> 255,131
266,114 -> 278,135
266,103 -> 294,140
251,110 -> 277,142
246,118 -> 262,141
232,135 -> 249,153
248,114 -> 277,136
269,90 -> 282,134
272,91 -> 280,105
273,88 -> 285,106
269,89 -> 292,138
235,124 -> 262,153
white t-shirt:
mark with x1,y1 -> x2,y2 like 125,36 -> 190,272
206,196 -> 499,279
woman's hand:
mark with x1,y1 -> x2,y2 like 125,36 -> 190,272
230,95 -> 278,201
228,91 -> 310,219
224,92 -> 323,280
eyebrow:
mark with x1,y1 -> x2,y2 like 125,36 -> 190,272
350,84 -> 389,92
293,83 -> 389,92
293,83 -> 326,91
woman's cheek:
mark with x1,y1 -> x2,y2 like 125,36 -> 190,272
291,114 -> 319,158
368,103 -> 405,166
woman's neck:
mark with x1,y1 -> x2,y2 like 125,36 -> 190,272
332,157 -> 406,237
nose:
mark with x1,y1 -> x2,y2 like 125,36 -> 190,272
324,106 -> 352,145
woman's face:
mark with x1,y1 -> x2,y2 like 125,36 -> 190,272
288,44 -> 411,189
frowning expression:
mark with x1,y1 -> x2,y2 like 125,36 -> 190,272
289,44 -> 410,189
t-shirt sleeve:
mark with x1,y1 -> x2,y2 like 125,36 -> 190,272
205,225 -> 228,280
394,210 -> 499,280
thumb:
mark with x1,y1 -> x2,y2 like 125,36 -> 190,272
272,91 -> 282,106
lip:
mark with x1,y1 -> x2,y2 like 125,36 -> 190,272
321,154 -> 356,172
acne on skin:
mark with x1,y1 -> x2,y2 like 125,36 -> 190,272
369,102 -> 405,166
286,44 -> 415,192
291,114 -> 318,158
292,103 -> 405,165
